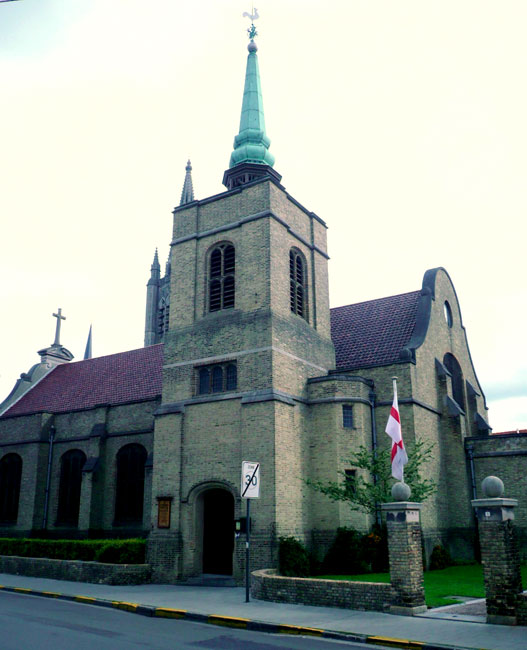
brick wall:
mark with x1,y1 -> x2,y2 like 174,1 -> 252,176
0,555 -> 151,585
251,568 -> 392,611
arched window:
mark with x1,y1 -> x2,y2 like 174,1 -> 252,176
226,364 -> 237,391
444,353 -> 465,411
209,243 -> 235,311
289,249 -> 307,319
115,444 -> 147,524
199,367 -> 210,394
0,454 -> 22,524
57,449 -> 86,526
212,366 -> 223,393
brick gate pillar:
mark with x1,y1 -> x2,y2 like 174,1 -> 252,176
381,483 -> 427,616
471,475 -> 523,625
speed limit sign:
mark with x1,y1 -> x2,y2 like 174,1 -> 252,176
241,461 -> 260,498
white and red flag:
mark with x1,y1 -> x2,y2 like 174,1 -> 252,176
385,378 -> 408,481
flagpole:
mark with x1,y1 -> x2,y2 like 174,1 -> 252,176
391,376 -> 403,484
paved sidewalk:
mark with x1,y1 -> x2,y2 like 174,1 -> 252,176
0,573 -> 525,650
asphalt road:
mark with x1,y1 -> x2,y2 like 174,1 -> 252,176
0,591 -> 383,650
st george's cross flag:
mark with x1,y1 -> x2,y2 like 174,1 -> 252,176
385,380 -> 408,481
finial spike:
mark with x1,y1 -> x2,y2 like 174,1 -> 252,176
84,324 -> 93,360
180,159 -> 195,205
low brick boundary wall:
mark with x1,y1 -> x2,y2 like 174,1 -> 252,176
0,555 -> 151,585
517,593 -> 527,626
251,569 -> 392,612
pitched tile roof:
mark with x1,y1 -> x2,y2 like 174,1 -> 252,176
330,290 -> 421,371
2,290 -> 423,418
2,344 -> 163,418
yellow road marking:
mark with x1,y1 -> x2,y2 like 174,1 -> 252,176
154,607 -> 186,619
208,614 -> 249,629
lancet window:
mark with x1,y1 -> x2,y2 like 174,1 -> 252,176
289,248 -> 307,320
209,243 -> 235,312
0,454 -> 22,524
115,444 -> 147,525
57,449 -> 86,526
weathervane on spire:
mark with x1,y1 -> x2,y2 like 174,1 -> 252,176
243,6 -> 259,40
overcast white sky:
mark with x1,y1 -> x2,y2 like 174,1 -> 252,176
1,0 -> 526,432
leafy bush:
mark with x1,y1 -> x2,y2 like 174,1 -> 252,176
323,527 -> 369,575
361,525 -> 389,572
278,536 -> 310,577
429,544 -> 453,570
0,538 -> 145,564
322,526 -> 389,575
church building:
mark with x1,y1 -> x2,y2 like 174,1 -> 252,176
0,25 -> 502,583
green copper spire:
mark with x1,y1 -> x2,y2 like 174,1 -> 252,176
223,13 -> 281,190
229,37 -> 275,169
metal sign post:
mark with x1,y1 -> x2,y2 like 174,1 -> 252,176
241,461 -> 260,603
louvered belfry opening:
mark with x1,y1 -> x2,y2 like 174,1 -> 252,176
0,453 -> 22,524
289,249 -> 307,319
209,243 -> 235,312
57,449 -> 86,526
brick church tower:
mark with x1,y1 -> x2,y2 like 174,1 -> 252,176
147,25 -> 335,582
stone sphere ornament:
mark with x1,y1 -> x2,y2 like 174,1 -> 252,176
392,481 -> 411,502
482,475 -> 504,498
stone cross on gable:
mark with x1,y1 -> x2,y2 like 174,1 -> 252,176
52,308 -> 66,346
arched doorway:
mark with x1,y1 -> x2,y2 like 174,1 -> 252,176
202,488 -> 234,575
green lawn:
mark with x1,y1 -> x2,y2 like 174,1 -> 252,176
316,563 -> 527,608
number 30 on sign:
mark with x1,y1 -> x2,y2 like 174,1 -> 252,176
241,461 -> 260,499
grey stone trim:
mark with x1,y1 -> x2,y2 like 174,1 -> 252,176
466,379 -> 480,398
172,175 -> 327,227
154,403 -> 186,416
309,374 -> 373,387
466,431 -> 527,442
309,396 -> 372,406
82,457 -> 99,473
241,390 -> 295,406
475,412 -> 491,433
377,397 -> 442,416
446,395 -> 465,416
0,439 -> 48,448
163,345 -> 328,374
435,358 -> 451,378
468,449 -> 527,458
170,210 -> 329,260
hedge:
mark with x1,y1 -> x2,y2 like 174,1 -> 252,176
0,538 -> 146,564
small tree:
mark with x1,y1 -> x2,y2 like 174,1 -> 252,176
307,438 -> 436,516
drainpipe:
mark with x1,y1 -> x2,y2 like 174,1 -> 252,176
42,424 -> 55,530
369,390 -> 382,527
465,444 -> 477,500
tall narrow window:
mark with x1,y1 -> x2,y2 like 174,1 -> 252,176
444,353 -> 465,411
342,405 -> 354,428
0,454 -> 22,524
57,449 -> 86,526
344,469 -> 357,496
289,249 -> 307,319
212,366 -> 223,393
226,364 -> 237,391
115,444 -> 147,525
157,297 -> 170,336
209,243 -> 235,311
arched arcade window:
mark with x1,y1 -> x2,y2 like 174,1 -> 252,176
57,449 -> 86,526
444,353 -> 465,411
289,249 -> 307,320
209,243 -> 235,312
0,454 -> 22,524
115,444 -> 147,524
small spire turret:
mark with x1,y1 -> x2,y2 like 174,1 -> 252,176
180,160 -> 195,205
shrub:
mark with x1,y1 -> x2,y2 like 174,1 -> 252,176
429,544 -> 453,570
323,527 -> 369,575
361,525 -> 389,573
278,536 -> 310,577
0,538 -> 145,564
